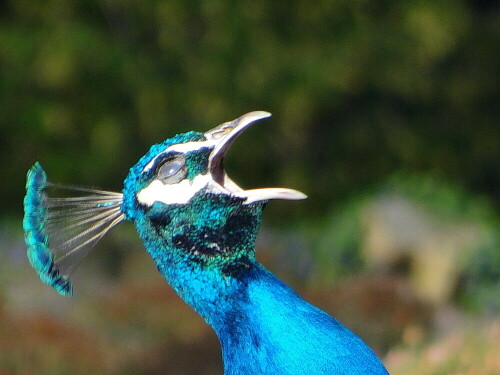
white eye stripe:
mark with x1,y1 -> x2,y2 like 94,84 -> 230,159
142,140 -> 217,173
136,174 -> 227,206
136,175 -> 306,207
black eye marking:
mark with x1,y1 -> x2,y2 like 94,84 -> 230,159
155,154 -> 187,184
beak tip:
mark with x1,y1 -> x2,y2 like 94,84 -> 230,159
257,110 -> 272,118
297,192 -> 308,200
289,190 -> 308,200
240,110 -> 272,124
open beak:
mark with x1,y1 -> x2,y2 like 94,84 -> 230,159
205,111 -> 307,204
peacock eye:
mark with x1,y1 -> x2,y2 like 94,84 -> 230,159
157,156 -> 186,184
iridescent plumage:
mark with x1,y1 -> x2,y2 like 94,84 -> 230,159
23,112 -> 389,374
23,162 -> 124,296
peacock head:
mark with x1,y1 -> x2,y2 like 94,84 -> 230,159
120,111 -> 306,268
23,111 -> 306,296
122,111 -> 305,218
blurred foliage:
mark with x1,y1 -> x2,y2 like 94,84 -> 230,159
0,0 -> 499,223
0,253 -> 223,375
307,173 -> 500,311
306,195 -> 367,280
381,174 -> 500,312
385,318 -> 500,375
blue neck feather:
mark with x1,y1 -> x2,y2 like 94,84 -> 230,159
129,192 -> 388,374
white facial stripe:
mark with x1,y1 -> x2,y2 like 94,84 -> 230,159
136,174 -> 229,206
137,176 -> 307,207
168,139 -> 217,153
143,140 -> 218,172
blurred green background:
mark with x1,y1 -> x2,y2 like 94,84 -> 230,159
0,1 -> 499,374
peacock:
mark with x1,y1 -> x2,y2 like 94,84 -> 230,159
23,111 -> 389,374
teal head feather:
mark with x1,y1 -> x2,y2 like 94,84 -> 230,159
23,166 -> 124,296
23,163 -> 73,295
23,111 -> 388,374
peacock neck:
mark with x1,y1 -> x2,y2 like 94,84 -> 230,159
128,191 -> 390,374
131,193 -> 388,374
135,197 -> 389,374
132,193 -> 266,324
153,249 -> 315,374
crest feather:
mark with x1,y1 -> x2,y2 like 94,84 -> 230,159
23,162 -> 124,296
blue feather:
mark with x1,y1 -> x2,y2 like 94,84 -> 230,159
225,266 -> 388,374
24,162 -> 73,295
23,162 -> 124,296
133,194 -> 388,374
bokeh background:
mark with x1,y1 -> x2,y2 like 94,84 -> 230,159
1,1 -> 499,374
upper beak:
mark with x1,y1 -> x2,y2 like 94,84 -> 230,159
205,111 -> 307,204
